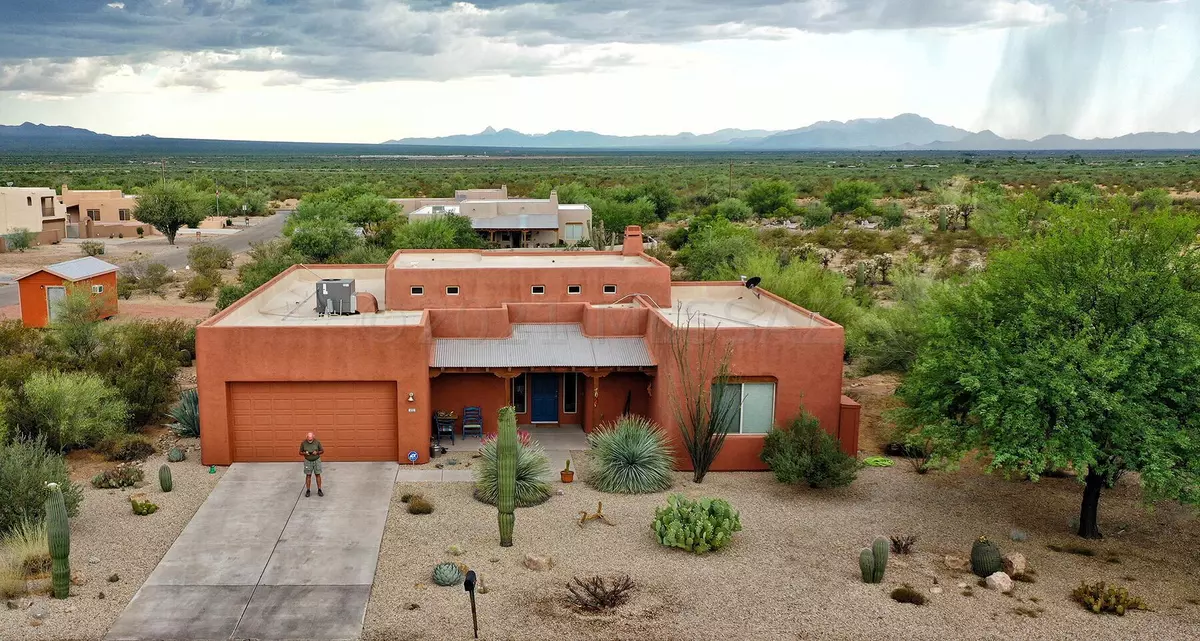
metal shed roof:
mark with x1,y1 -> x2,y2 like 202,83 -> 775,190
17,256 -> 119,282
470,214 -> 559,230
432,324 -> 654,369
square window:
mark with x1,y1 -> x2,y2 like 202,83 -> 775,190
603,284 -> 617,295
86,209 -> 100,222
531,285 -> 545,295
411,286 -> 424,295
91,285 -> 104,294
567,285 -> 581,295
446,286 -> 460,295
564,222 -> 584,242
119,209 -> 131,221
711,381 -> 776,434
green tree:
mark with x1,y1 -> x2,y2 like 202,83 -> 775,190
678,218 -> 758,281
895,203 -> 1200,539
134,182 -> 205,245
392,214 -> 484,249
743,179 -> 796,216
49,285 -> 105,367
15,371 -> 129,451
288,216 -> 359,261
714,198 -> 753,222
823,180 -> 882,214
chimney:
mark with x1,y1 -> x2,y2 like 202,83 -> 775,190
500,184 -> 508,198
549,189 -> 558,207
622,225 -> 643,256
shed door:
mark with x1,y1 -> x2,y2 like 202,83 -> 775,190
46,286 -> 66,323
229,382 -> 398,462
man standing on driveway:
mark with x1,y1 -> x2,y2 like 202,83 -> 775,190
300,432 -> 324,497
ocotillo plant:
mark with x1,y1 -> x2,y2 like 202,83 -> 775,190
45,482 -> 71,599
496,405 -> 517,547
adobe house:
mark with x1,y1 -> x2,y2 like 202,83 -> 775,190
391,186 -> 593,248
16,257 -> 119,328
196,226 -> 860,470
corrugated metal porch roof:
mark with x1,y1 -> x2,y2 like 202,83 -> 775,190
431,324 -> 654,368
470,214 -> 559,230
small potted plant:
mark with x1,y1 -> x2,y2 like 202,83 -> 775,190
560,460 -> 574,483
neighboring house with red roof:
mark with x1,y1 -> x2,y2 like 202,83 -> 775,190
16,256 -> 119,327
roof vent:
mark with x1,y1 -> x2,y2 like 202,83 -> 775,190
316,278 -> 358,316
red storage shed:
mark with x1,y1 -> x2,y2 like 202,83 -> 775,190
17,256 -> 119,328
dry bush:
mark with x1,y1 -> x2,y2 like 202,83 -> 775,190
565,574 -> 635,612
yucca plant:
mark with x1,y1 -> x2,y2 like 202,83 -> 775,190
473,432 -> 551,507
169,388 -> 200,437
586,416 -> 674,494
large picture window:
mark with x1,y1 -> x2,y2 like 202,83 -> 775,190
564,222 -> 584,242
712,382 -> 775,434
511,374 -> 527,414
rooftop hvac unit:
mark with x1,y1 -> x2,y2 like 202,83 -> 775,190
315,278 -> 357,316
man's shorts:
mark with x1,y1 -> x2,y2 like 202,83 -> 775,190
304,459 -> 323,475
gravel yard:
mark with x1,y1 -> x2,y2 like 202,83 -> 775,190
0,439 -> 224,640
365,460 -> 1200,641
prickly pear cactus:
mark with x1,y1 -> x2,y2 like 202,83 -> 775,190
44,482 -> 71,599
496,406 -> 517,547
159,464 -> 173,492
971,536 -> 1002,577
432,562 -> 464,586
651,494 -> 742,554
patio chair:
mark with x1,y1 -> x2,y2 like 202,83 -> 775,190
461,406 -> 484,440
434,414 -> 456,446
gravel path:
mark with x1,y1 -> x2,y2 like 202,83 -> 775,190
0,439 -> 224,640
364,460 -> 1200,641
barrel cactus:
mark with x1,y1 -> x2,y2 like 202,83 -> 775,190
432,562 -> 464,586
44,482 -> 71,599
159,464 -> 173,492
858,535 -> 888,583
167,447 -> 186,463
971,536 -> 1003,577
496,405 -> 517,547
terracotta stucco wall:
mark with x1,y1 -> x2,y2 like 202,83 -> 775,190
197,323 -> 434,466
61,188 -> 140,224
642,300 -> 849,472
384,254 -> 672,311
430,374 -> 508,435
18,271 -> 118,328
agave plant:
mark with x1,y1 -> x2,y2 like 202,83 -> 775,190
169,388 -> 200,437
473,434 -> 551,507
586,416 -> 674,494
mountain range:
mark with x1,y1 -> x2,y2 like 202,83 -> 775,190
4,116 -> 1200,152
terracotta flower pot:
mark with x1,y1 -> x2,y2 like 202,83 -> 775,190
560,470 -> 575,483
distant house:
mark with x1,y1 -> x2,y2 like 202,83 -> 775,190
60,185 -> 152,238
0,187 -> 68,245
390,185 -> 592,248
16,257 -> 119,327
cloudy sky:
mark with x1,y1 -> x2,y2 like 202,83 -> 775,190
1,0 -> 1197,143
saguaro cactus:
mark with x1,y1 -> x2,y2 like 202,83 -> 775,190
858,535 -> 889,583
159,464 -> 173,492
45,482 -> 71,599
496,406 -> 517,547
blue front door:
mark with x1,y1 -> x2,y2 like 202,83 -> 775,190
530,374 -> 558,423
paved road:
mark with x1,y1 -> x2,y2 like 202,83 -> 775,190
106,462 -> 396,641
0,211 -> 289,309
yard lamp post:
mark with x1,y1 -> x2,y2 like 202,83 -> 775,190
464,570 -> 479,639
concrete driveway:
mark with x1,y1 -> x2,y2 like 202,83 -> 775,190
106,462 -> 397,641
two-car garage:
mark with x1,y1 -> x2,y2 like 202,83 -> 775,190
228,382 -> 399,462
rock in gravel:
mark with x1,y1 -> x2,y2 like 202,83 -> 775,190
446,544 -> 465,556
931,587 -> 943,595
29,618 -> 43,627
956,582 -> 968,589
944,555 -> 968,571
71,571 -> 87,586
523,554 -> 553,571
29,604 -> 48,621
98,592 -> 105,600
5,600 -> 18,610
1002,553 -> 1028,577
108,573 -> 120,583
88,556 -> 100,565
405,603 -> 420,611
985,571 -> 1014,593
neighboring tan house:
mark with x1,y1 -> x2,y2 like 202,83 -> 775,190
391,185 -> 592,248
0,187 -> 68,245
60,185 -> 153,238
16,257 -> 119,328
196,226 -> 860,469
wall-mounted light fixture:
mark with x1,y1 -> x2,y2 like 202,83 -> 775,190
407,392 -> 416,403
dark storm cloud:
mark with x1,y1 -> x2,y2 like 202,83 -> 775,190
0,0 -> 1177,93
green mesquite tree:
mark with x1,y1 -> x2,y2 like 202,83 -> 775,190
496,406 -> 517,546
133,182 -> 205,245
896,200 -> 1200,539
